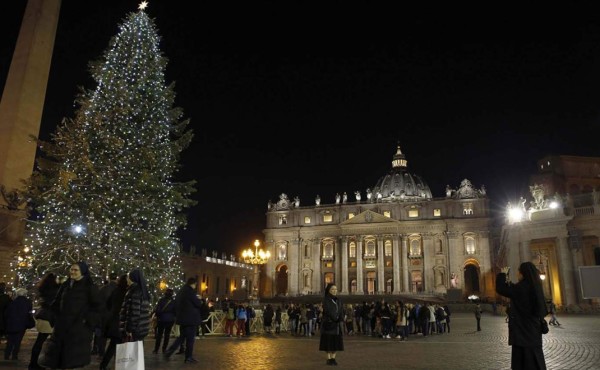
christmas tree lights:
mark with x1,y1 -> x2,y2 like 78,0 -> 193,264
18,4 -> 196,300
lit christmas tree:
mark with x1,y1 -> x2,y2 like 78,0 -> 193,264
19,2 -> 196,297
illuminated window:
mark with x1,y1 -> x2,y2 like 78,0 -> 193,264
383,211 -> 391,218
350,261 -> 356,267
349,242 -> 356,258
323,242 -> 334,258
279,215 -> 287,225
409,239 -> 421,257
408,209 -> 419,218
323,214 -> 333,222
325,262 -> 333,268
278,244 -> 287,260
324,272 -> 334,284
365,240 -> 376,257
433,209 -> 441,217
463,203 -> 473,215
465,237 -> 476,255
384,240 -> 392,257
304,216 -> 311,224
385,260 -> 393,267
348,212 -> 355,219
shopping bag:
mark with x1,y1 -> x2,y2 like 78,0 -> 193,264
115,340 -> 145,370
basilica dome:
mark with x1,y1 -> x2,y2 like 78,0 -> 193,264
371,145 -> 433,202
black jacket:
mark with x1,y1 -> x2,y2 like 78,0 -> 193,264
321,295 -> 344,335
40,277 -> 104,369
174,284 -> 202,326
119,282 -> 151,339
496,272 -> 546,347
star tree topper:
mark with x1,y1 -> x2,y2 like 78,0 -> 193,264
139,1 -> 148,10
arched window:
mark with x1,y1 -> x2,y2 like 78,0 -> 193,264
410,239 -> 421,257
365,240 -> 376,257
349,242 -> 356,258
465,237 -> 476,255
323,242 -> 334,258
278,244 -> 287,260
384,240 -> 392,257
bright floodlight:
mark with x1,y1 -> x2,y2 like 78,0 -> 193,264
508,208 -> 524,223
548,201 -> 559,209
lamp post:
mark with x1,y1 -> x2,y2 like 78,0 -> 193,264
242,239 -> 270,302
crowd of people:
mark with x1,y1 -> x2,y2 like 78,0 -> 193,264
0,262 -> 216,369
0,261 -> 556,369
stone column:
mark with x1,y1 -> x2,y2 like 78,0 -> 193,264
401,235 -> 409,292
312,239 -> 322,294
340,236 -> 349,294
392,236 -> 401,293
556,236 -> 577,306
288,238 -> 300,296
356,237 -> 364,293
377,236 -> 384,293
0,0 -> 61,283
423,235 -> 434,293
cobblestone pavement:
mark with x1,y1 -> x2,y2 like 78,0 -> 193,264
2,312 -> 599,369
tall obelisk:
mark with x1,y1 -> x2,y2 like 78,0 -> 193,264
0,0 -> 61,283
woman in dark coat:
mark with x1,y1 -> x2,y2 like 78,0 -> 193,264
263,303 -> 275,333
496,262 -> 548,370
119,268 -> 151,341
4,288 -> 33,361
28,272 -> 60,370
38,261 -> 104,370
152,288 -> 176,353
99,274 -> 128,370
319,283 -> 344,366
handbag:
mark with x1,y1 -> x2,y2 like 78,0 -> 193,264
540,318 -> 549,334
115,340 -> 145,370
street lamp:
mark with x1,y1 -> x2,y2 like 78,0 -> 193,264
242,239 -> 271,301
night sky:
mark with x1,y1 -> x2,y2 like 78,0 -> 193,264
2,2 -> 600,256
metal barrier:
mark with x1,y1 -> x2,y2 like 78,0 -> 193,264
201,310 -> 289,335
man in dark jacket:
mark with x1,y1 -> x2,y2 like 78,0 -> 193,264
93,273 -> 118,357
0,283 -> 11,343
164,277 -> 203,364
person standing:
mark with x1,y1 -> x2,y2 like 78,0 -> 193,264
28,272 -> 60,370
153,288 -> 176,353
548,301 -> 560,326
4,288 -> 33,361
99,274 -> 128,370
38,261 -> 104,370
120,269 -> 151,341
475,303 -> 482,331
263,303 -> 274,334
94,273 -> 118,358
496,262 -> 548,370
319,283 -> 344,366
0,283 -> 11,345
164,277 -> 203,364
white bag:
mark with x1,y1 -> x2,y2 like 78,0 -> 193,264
115,340 -> 145,370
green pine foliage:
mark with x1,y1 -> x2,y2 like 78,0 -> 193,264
19,8 -> 196,298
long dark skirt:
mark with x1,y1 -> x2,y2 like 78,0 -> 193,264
511,345 -> 547,370
319,333 -> 344,352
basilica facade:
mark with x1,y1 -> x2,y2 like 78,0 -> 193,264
262,145 -> 496,301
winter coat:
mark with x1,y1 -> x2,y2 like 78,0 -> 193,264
119,282 -> 151,339
263,305 -> 274,326
4,295 -> 33,333
0,293 -> 11,333
174,284 -> 202,326
496,272 -> 546,347
99,281 -> 117,326
103,284 -> 127,339
154,296 -> 176,323
321,295 -> 344,335
39,277 -> 104,369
